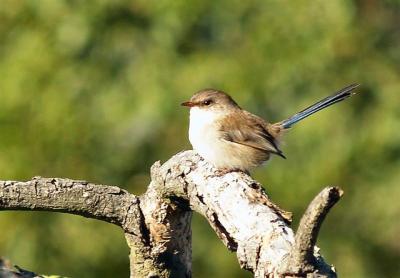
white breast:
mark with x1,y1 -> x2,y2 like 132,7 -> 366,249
188,107 -> 224,165
188,107 -> 266,171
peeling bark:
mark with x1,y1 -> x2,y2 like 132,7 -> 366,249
0,150 -> 341,277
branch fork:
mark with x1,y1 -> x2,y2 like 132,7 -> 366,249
0,150 -> 343,277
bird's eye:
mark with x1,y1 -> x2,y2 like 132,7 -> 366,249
203,99 -> 212,106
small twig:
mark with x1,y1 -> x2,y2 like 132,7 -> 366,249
295,186 -> 343,265
279,186 -> 343,276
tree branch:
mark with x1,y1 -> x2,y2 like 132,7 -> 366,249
0,177 -> 158,277
147,151 -> 296,277
0,177 -> 140,233
278,187 -> 343,277
0,151 -> 342,277
295,187 -> 343,265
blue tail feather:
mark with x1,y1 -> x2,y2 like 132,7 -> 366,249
280,83 -> 359,129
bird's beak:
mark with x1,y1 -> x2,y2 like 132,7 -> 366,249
181,101 -> 195,107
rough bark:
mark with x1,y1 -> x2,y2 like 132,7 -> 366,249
0,150 -> 341,277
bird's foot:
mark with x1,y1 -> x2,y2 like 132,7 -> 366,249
212,168 -> 250,177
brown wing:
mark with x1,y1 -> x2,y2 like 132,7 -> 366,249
218,111 -> 286,158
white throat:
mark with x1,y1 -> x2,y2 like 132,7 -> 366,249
188,106 -> 254,170
188,107 -> 225,152
189,107 -> 222,127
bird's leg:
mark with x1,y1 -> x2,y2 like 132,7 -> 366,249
213,167 -> 250,177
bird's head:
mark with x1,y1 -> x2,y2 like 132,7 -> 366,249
181,89 -> 240,115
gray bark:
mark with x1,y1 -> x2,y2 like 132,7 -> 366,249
0,150 -> 341,277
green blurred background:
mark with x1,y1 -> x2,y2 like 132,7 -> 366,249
0,0 -> 399,277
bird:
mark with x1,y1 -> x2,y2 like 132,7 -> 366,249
181,83 -> 359,173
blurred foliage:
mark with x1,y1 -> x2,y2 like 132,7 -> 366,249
0,0 -> 399,277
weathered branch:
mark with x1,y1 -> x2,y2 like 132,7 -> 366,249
0,177 -> 144,233
0,177 -> 159,277
278,187 -> 342,277
148,151 -> 296,277
295,187 -> 342,267
0,151 -> 342,277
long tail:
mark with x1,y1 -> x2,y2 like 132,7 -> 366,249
280,83 -> 360,129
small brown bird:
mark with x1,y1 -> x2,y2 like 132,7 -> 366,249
181,84 -> 359,172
